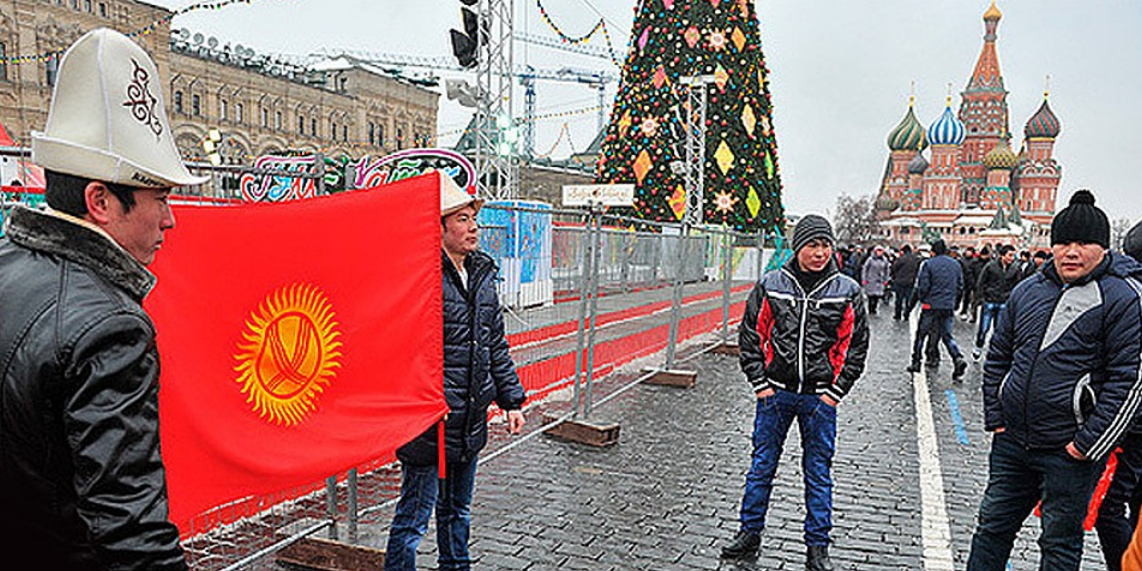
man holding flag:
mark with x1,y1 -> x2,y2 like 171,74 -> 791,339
0,29 -> 207,570
384,178 -> 527,571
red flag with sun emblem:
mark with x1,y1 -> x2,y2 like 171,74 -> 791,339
146,173 -> 447,527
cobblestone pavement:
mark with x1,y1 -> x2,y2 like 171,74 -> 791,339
355,310 -> 1109,570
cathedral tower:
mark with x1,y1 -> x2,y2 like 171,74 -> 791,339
958,1 -> 1010,206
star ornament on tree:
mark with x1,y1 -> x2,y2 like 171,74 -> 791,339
714,190 -> 738,213
707,30 -> 728,51
640,117 -> 660,137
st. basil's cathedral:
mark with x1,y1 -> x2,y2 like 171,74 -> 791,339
875,1 -> 1061,249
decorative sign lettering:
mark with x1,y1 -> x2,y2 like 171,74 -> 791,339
240,155 -> 322,202
562,184 -> 636,207
353,149 -> 475,194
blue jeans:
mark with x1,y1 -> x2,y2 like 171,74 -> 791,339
967,432 -> 1102,571
894,283 -> 914,319
384,458 -> 479,571
739,389 -> 837,545
911,309 -> 962,365
975,302 -> 1005,349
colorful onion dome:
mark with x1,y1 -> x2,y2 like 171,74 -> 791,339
984,1 -> 1002,22
907,151 -> 929,174
983,142 -> 1018,170
927,101 -> 965,146
887,101 -> 927,151
1024,95 -> 1061,139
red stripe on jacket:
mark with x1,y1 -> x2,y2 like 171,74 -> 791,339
829,304 -> 856,381
757,297 -> 776,367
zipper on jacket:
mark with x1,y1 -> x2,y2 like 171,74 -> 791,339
780,268 -> 839,390
1021,280 -> 1065,449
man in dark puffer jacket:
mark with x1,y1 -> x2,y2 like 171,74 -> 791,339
967,191 -> 1142,571
385,177 -> 527,571
722,214 -> 870,571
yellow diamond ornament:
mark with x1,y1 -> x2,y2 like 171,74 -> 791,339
633,149 -> 653,185
714,140 -> 735,175
746,186 -> 762,218
741,105 -> 756,138
732,27 -> 747,52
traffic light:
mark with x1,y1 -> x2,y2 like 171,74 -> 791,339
450,0 -> 480,69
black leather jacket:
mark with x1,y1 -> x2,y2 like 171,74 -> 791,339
739,259 -> 870,401
0,207 -> 186,570
397,250 -> 527,466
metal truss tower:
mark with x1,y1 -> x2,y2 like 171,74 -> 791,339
476,0 -> 517,200
680,75 -> 715,227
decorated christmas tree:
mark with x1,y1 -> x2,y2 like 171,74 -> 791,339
595,0 -> 783,232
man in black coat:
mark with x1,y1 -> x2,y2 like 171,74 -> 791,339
891,244 -> 921,320
385,178 -> 527,571
972,245 -> 1021,360
0,29 -> 206,571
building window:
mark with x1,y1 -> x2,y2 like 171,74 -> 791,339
396,128 -> 403,150
342,125 -> 348,142
311,118 -> 317,137
331,121 -> 337,142
174,91 -> 183,114
98,2 -> 106,17
275,111 -> 282,130
235,103 -> 243,124
378,124 -> 385,146
220,99 -> 227,121
0,43 -> 7,82
261,107 -> 268,127
298,115 -> 305,135
84,0 -> 92,12
191,94 -> 201,116
368,122 -> 375,145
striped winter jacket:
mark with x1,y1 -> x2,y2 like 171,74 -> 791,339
983,252 -> 1142,460
739,259 -> 870,402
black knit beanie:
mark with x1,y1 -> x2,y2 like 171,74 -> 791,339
931,239 -> 948,256
1125,219 -> 1142,262
1051,190 -> 1109,248
791,214 -> 835,254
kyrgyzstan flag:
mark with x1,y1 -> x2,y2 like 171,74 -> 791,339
147,173 -> 447,526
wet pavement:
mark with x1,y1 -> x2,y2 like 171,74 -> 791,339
355,308 -> 1109,570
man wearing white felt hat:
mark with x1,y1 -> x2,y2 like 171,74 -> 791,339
0,29 -> 197,570
384,174 -> 526,571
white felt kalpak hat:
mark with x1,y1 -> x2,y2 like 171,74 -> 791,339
440,174 -> 483,217
32,28 -> 208,188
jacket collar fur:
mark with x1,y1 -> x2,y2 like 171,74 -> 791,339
5,205 -> 156,301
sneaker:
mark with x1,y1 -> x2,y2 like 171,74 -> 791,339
720,530 -> 761,559
806,545 -> 835,571
972,347 -> 983,361
953,359 -> 967,382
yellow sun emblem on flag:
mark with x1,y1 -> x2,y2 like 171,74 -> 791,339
234,283 -> 343,426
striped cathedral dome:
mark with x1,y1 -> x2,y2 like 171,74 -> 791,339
907,151 -> 929,174
1024,97 -> 1061,139
887,102 -> 927,151
927,103 -> 965,146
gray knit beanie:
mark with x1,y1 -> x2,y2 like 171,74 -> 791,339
791,215 -> 835,254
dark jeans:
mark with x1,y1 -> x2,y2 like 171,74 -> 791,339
739,390 -> 837,545
1096,432 -> 1142,571
894,283 -> 914,319
975,302 -> 1005,349
868,295 -> 882,315
967,432 -> 1103,571
911,309 -> 962,365
384,458 -> 479,571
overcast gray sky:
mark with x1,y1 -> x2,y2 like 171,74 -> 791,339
155,0 -> 1142,223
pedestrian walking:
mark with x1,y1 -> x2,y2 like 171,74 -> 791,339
723,214 -> 870,571
0,29 -> 207,570
907,239 -> 968,381
972,244 -> 1021,361
384,178 -> 528,571
891,244 -> 921,320
862,245 -> 891,315
967,190 -> 1142,571
1094,219 -> 1142,571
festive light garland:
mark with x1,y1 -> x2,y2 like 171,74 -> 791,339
4,0 -> 259,65
534,0 -> 624,67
